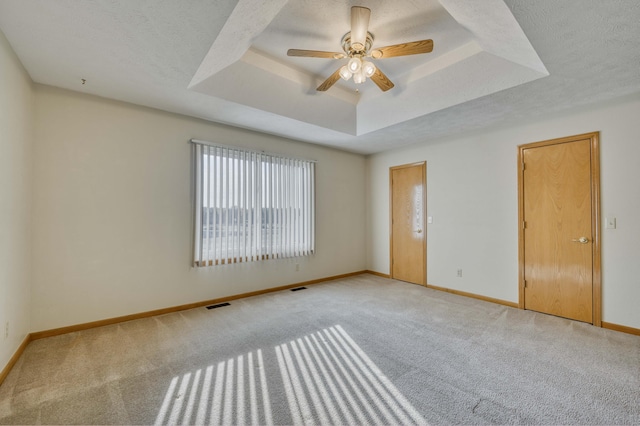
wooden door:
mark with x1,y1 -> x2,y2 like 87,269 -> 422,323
390,162 -> 426,285
518,133 -> 601,324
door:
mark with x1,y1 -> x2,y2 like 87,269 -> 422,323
390,162 -> 426,285
518,132 -> 601,324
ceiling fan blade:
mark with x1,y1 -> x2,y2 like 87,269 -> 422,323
350,6 -> 371,51
370,39 -> 433,59
287,49 -> 346,59
370,67 -> 395,92
317,67 -> 343,91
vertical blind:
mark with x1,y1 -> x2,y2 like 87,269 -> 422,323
192,140 -> 315,266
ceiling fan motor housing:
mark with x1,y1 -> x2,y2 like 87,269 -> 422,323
341,32 -> 374,57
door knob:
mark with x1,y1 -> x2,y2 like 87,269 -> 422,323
415,229 -> 422,233
571,237 -> 589,244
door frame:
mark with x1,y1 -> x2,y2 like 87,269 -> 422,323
389,161 -> 427,285
517,132 -> 601,326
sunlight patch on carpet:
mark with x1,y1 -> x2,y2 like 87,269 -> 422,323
155,325 -> 424,425
154,349 -> 272,425
275,325 -> 427,425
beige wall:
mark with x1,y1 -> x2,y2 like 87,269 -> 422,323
3,22 -> 640,359
31,86 -> 366,331
366,94 -> 640,329
0,30 -> 33,368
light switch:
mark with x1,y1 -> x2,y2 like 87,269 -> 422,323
427,216 -> 433,224
605,217 -> 616,229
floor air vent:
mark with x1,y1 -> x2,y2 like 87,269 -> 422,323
206,302 -> 230,310
290,287 -> 307,292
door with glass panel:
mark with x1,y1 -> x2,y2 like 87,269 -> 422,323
390,162 -> 426,285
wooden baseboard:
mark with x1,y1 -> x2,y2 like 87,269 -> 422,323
602,321 -> 640,336
426,284 -> 519,309
364,270 -> 391,279
425,285 -> 640,334
30,270 -> 367,341
0,334 -> 31,387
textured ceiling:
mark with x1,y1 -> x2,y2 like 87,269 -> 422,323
0,0 -> 639,154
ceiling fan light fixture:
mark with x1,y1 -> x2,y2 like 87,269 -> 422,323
361,60 -> 376,77
347,56 -> 362,73
339,65 -> 352,80
289,6 -> 432,93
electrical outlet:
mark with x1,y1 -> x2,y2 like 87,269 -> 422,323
605,217 -> 616,229
456,269 -> 463,277
295,263 -> 300,272
4,322 -> 8,339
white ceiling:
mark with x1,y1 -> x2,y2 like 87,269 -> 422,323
1,0 -> 639,154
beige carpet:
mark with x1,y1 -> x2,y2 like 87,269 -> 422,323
1,274 -> 639,424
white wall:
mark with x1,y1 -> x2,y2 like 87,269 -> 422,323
367,94 -> 640,330
0,30 -> 33,368
32,86 -> 366,331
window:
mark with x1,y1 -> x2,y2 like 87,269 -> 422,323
192,140 -> 315,266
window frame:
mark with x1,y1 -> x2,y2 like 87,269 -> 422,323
192,140 -> 315,267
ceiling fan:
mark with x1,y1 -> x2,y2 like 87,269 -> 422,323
287,6 -> 434,92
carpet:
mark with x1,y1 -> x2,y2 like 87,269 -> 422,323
1,274 -> 639,424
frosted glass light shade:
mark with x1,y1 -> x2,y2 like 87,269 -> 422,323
347,57 -> 362,73
353,70 -> 366,84
361,61 -> 376,77
339,65 -> 352,80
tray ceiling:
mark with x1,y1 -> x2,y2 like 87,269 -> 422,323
0,0 -> 639,154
